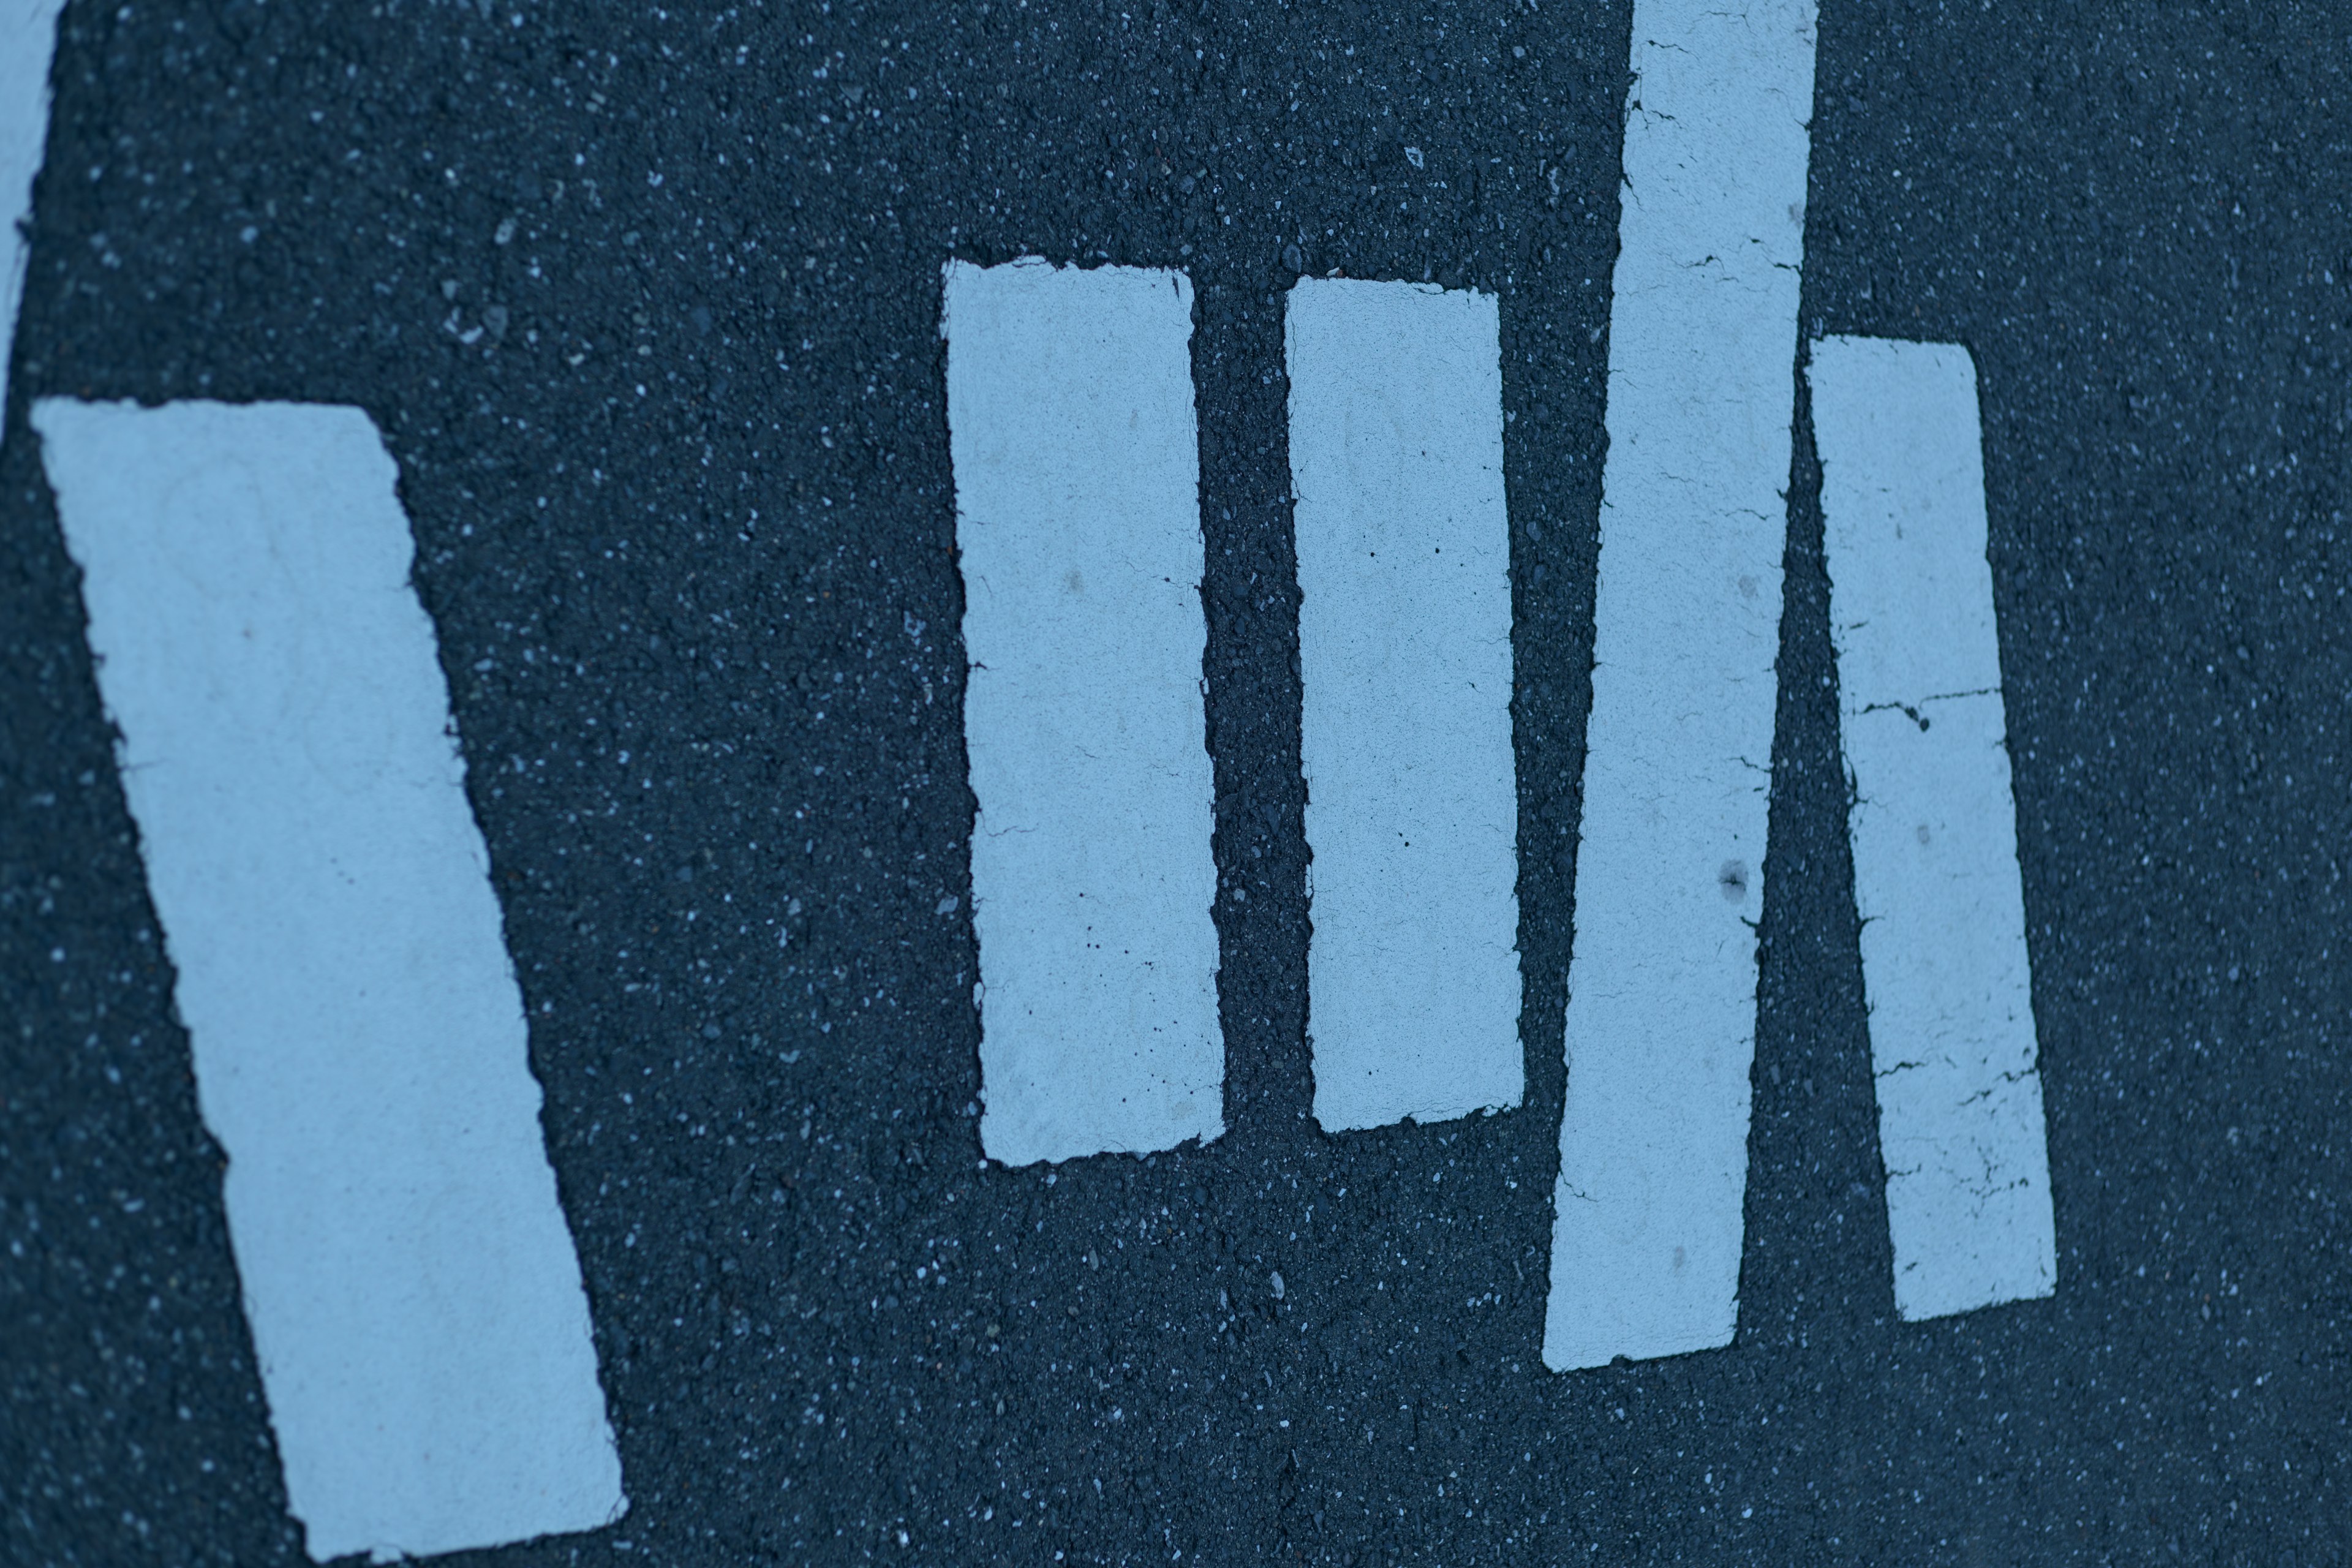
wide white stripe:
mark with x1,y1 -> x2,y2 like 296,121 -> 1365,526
1808,336 -> 2057,1322
1287,279 -> 1522,1132
944,258 -> 1223,1167
34,400 -> 625,1563
0,0 -> 66,428
1545,0 -> 1819,1372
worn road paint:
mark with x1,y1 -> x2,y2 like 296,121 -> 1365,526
943,259 -> 1224,1167
0,0 -> 66,428
1286,277 -> 1522,1133
34,400 -> 625,1563
1809,335 -> 2057,1322
1545,0 -> 1820,1372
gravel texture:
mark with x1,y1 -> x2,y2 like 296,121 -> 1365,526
2,2 -> 2348,1562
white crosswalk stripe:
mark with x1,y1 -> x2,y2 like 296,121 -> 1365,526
1287,278 -> 1523,1134
1545,0 -> 1821,1373
0,0 -> 67,428
1809,335 -> 2058,1322
943,258 -> 1226,1167
34,399 -> 626,1564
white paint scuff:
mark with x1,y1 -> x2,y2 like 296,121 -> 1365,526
1286,277 -> 1523,1133
1545,0 -> 1820,1372
0,0 -> 67,428
943,258 -> 1224,1167
34,399 -> 625,1564
1808,334 -> 2057,1322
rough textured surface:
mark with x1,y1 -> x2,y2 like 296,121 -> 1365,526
0,1 -> 2345,1563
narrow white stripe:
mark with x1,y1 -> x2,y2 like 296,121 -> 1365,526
1287,279 -> 1522,1132
1808,336 -> 2057,1322
944,258 -> 1223,1167
1545,0 -> 1819,1371
0,0 -> 66,428
34,401 -> 624,1563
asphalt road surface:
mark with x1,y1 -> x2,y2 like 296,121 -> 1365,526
6,2 -> 2351,1564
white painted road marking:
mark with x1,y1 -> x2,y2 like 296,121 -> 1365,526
1286,278 -> 1523,1133
943,258 -> 1224,1167
1545,0 -> 1819,1371
1809,336 -> 2057,1322
34,400 -> 625,1563
0,0 -> 67,428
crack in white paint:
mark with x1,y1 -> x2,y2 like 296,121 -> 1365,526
1545,0 -> 1820,1374
1808,333 -> 2057,1324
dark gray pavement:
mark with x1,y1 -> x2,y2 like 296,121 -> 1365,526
4,2 -> 2350,1562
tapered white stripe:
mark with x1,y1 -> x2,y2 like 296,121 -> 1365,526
944,258 -> 1223,1167
1,0 -> 67,427
1545,0 -> 1819,1372
1808,336 -> 2057,1322
1287,279 -> 1522,1132
34,400 -> 624,1562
